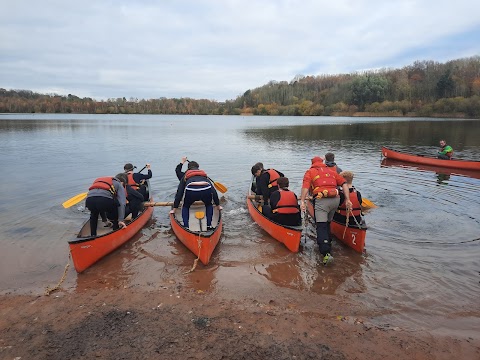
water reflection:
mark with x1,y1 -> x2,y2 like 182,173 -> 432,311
244,119 -> 480,153
381,158 -> 480,180
255,240 -> 366,295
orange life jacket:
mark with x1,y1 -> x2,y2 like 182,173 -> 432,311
266,169 -> 280,188
338,188 -> 361,217
272,190 -> 300,214
185,169 -> 208,180
89,177 -> 116,196
127,172 -> 140,190
310,167 -> 338,198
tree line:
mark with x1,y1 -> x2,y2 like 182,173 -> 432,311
1,56 -> 480,118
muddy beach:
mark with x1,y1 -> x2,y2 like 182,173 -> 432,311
2,281 -> 479,360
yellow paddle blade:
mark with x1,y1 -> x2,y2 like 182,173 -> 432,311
361,198 -> 377,209
213,181 -> 227,193
195,211 -> 205,219
62,192 -> 88,208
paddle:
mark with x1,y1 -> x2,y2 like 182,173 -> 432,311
62,164 -> 149,209
144,201 -> 206,207
184,159 -> 227,193
195,211 -> 205,232
62,192 -> 88,209
361,198 -> 377,208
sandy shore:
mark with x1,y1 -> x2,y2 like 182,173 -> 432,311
1,283 -> 479,360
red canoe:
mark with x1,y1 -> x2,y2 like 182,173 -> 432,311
307,200 -> 366,253
382,147 -> 480,171
69,184 -> 154,273
170,203 -> 222,265
247,187 -> 302,253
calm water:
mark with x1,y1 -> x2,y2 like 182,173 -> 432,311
1,114 -> 479,337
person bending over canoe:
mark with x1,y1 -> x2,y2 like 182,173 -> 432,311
324,152 -> 343,174
333,171 -> 364,227
85,173 -> 127,236
124,163 -> 152,201
173,161 -> 220,230
300,156 -> 352,266
262,177 -> 302,226
251,163 -> 284,205
437,140 -> 453,160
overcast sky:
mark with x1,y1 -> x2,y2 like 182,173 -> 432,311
1,0 -> 479,101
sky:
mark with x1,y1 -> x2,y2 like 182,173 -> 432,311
1,0 -> 479,102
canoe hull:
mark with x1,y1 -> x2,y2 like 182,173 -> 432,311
247,190 -> 302,253
69,206 -> 154,273
307,200 -> 366,253
330,220 -> 366,253
170,204 -> 222,265
382,147 -> 480,171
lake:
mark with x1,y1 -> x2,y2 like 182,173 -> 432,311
1,113 -> 479,337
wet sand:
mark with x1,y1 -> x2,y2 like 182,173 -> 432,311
1,278 -> 479,359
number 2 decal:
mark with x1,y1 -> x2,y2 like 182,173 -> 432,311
351,233 -> 356,245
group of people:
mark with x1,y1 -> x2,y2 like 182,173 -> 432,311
251,153 -> 363,265
85,163 -> 153,236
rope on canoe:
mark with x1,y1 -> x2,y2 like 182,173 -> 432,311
44,253 -> 71,296
343,209 -> 364,239
184,233 -> 202,274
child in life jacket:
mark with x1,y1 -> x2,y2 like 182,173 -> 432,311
333,171 -> 364,227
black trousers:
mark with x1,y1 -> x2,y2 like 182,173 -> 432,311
85,196 -> 118,236
126,198 -> 143,219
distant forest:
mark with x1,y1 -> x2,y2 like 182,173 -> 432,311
1,56 -> 480,118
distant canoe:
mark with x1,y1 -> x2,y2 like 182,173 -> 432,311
170,203 -> 222,265
69,182 -> 153,273
247,186 -> 302,252
381,147 -> 480,171
307,200 -> 366,253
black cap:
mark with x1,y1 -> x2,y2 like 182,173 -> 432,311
124,163 -> 136,172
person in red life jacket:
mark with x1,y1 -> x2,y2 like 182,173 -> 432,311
173,161 -> 220,230
251,163 -> 284,205
124,163 -> 152,201
85,173 -> 127,236
333,171 -> 363,226
300,156 -> 352,265
262,177 -> 302,226
324,152 -> 343,174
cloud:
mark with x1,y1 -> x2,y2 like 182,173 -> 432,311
1,0 -> 479,101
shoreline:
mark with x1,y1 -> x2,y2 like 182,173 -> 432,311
1,286 -> 479,359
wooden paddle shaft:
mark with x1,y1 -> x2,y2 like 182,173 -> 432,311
247,194 -> 263,200
143,201 -> 206,207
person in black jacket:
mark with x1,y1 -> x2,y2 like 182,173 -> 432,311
173,161 -> 220,230
251,163 -> 284,205
125,184 -> 145,219
175,156 -> 189,181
